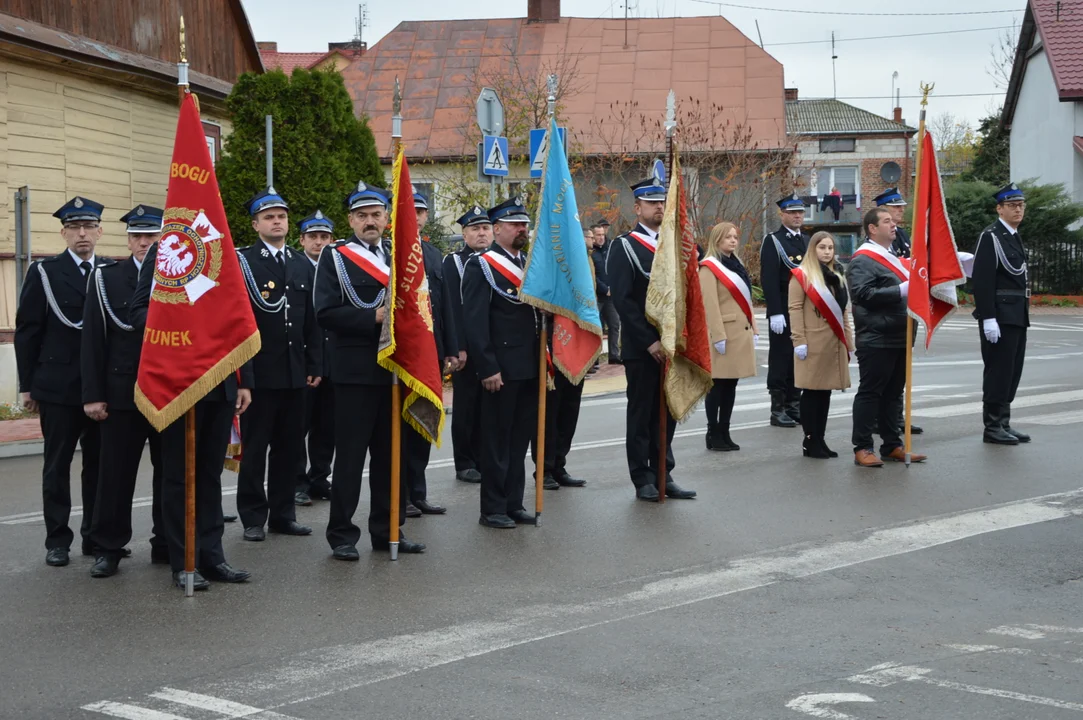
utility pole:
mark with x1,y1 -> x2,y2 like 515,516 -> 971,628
831,31 -> 838,99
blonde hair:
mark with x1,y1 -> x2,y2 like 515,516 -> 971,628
798,231 -> 845,290
705,222 -> 740,259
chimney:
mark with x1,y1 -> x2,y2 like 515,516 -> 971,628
784,87 -> 798,101
893,106 -> 903,123
527,0 -> 561,23
257,41 -> 278,52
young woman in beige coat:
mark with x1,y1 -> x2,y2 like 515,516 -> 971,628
698,222 -> 759,451
789,231 -> 855,459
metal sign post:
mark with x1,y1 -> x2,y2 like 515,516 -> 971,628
476,88 -> 505,207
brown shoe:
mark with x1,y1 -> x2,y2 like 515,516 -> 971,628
882,447 -> 927,463
854,449 -> 884,468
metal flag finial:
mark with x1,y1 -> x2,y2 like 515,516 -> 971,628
546,74 -> 558,120
179,15 -> 187,64
393,76 -> 402,116
664,89 -> 676,137
919,81 -> 934,108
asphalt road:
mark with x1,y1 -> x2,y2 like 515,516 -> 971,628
1,314 -> 1082,720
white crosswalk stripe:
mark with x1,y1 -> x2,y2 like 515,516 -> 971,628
83,689 -> 299,719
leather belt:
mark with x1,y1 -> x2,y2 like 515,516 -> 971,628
996,288 -> 1031,298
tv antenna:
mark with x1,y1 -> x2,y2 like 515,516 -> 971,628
355,3 -> 369,44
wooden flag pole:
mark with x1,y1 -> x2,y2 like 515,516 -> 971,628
535,316 -> 548,525
904,82 -> 934,469
389,77 -> 403,560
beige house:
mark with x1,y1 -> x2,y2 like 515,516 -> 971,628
0,0 -> 263,401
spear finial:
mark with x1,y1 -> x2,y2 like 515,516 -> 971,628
664,89 -> 676,137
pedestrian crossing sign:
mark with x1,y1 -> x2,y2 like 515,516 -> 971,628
482,135 -> 509,177
529,126 -> 567,178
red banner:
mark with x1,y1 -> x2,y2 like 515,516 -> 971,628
377,148 -> 445,445
135,93 -> 260,431
908,130 -> 965,348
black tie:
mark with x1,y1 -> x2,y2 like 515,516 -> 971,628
368,244 -> 380,257
79,261 -> 91,276
275,252 -> 284,269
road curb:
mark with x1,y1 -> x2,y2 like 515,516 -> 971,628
0,439 -> 42,459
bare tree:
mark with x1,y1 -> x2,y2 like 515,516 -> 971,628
987,24 -> 1019,91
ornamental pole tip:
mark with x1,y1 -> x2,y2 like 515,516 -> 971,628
179,15 -> 187,63
393,76 -> 402,115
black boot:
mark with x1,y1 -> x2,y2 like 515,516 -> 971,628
1002,405 -> 1030,443
819,438 -> 839,458
719,430 -> 740,451
785,393 -> 802,424
802,435 -> 830,459
982,403 -> 1018,445
705,422 -> 719,450
770,391 -> 797,427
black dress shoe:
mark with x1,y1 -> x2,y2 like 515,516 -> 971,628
456,468 -> 482,483
479,513 -> 516,528
543,474 -> 560,490
269,520 -> 312,536
636,484 -> 660,502
332,544 -> 360,561
509,510 -> 537,525
911,424 -> 924,435
173,570 -> 210,591
770,411 -> 798,428
201,563 -> 251,583
665,481 -> 697,499
243,526 -> 266,541
90,554 -> 120,578
371,536 -> 426,553
150,546 -> 171,565
294,491 -> 312,506
554,472 -> 586,487
983,427 -> 1019,445
405,503 -> 422,518
1006,426 -> 1031,443
46,548 -> 70,567
414,499 -> 447,514
309,483 -> 333,500
223,514 -> 238,523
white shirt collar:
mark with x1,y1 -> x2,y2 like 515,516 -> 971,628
67,249 -> 95,271
637,224 -> 659,240
261,239 -> 285,258
132,256 -> 143,272
998,218 -> 1020,235
308,255 -> 318,267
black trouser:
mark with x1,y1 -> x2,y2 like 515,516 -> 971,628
479,378 -> 538,517
237,388 -> 303,529
980,324 -> 1027,413
800,389 -> 832,440
159,400 -> 232,573
852,347 -> 906,454
402,421 -> 433,504
89,409 -> 162,556
623,358 -> 676,489
704,378 -> 738,432
766,316 -> 798,400
38,402 -> 100,551
327,384 -> 403,547
531,371 -> 585,475
298,379 -> 335,494
450,370 -> 482,472
599,295 -> 622,362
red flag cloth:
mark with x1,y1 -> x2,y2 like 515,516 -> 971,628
377,148 -> 445,445
135,93 -> 260,431
674,163 -> 713,400
908,129 -> 965,348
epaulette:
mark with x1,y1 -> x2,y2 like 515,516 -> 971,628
39,255 -> 59,264
330,239 -> 348,247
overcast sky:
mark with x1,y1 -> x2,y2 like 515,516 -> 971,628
241,0 -> 1024,130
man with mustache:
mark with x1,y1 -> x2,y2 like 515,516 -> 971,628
461,197 -> 542,528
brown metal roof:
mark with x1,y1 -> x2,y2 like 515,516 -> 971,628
786,98 -> 915,136
342,15 -> 786,159
1003,0 -> 1083,127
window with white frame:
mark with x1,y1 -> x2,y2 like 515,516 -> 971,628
816,166 -> 859,201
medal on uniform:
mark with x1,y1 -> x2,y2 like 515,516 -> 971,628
261,291 -> 270,299
268,281 -> 275,289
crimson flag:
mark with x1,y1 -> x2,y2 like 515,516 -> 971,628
135,93 -> 260,430
908,130 -> 965,348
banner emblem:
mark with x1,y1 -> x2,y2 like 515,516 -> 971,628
153,209 -> 224,304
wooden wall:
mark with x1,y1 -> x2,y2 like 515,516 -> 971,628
0,0 -> 262,82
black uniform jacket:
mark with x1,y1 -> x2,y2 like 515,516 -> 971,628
606,224 -> 661,361
461,243 -> 539,383
420,239 -> 458,364
81,256 -> 146,411
592,245 -> 609,297
845,242 -> 908,349
891,225 -> 912,259
130,242 -> 253,402
971,220 -> 1030,328
759,227 -> 810,318
443,245 -> 484,377
313,236 -> 392,386
238,243 -> 321,389
16,252 -> 115,405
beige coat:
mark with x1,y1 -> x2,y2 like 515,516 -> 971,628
698,263 -> 758,379
788,276 -> 855,391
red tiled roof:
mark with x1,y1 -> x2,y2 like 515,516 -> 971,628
342,15 -> 786,160
1033,0 -> 1083,100
260,50 -> 328,74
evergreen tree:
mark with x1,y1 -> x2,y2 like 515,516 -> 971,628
964,110 -> 1011,186
216,68 -> 384,248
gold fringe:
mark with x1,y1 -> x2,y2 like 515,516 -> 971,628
551,340 -> 602,386
520,294 -> 604,337
665,356 -> 713,423
383,356 -> 446,447
378,146 -> 406,365
223,458 -> 240,473
135,330 -> 262,432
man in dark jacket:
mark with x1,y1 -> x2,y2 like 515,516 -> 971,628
972,182 -> 1031,445
591,222 -> 621,364
846,207 -> 927,468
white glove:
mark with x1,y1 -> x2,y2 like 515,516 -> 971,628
769,314 -> 786,334
898,281 -> 909,299
983,318 -> 1001,343
753,334 -> 760,349
957,251 -> 975,278
795,344 -> 808,360
713,339 -> 726,355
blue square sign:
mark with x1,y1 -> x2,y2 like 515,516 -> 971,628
529,127 -> 567,178
482,135 -> 509,177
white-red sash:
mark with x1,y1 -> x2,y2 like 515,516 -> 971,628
700,256 -> 754,326
852,242 -> 909,281
791,268 -> 848,348
337,242 -> 390,286
482,251 -> 524,288
627,231 -> 657,254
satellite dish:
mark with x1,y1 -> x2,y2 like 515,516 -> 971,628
880,161 -> 902,184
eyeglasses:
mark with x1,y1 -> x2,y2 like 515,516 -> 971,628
1002,202 -> 1026,209
63,222 -> 100,231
